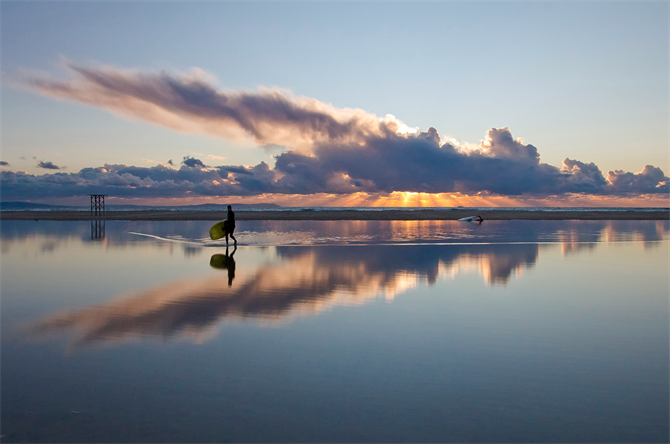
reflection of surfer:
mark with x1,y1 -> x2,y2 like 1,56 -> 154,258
210,246 -> 237,286
224,247 -> 236,286
225,205 -> 237,247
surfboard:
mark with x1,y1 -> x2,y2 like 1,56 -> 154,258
209,221 -> 227,240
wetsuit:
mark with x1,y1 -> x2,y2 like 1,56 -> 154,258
227,209 -> 236,234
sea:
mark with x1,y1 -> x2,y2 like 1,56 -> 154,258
2,218 -> 668,442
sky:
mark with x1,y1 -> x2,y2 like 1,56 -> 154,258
1,1 -> 668,207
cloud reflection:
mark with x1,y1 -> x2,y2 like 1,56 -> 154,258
25,244 -> 540,349
16,220 -> 669,349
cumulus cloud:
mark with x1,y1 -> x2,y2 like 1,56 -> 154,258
37,161 -> 61,170
2,134 -> 667,202
271,126 -> 668,196
0,161 -> 270,200
12,61 -> 669,201
607,165 -> 668,194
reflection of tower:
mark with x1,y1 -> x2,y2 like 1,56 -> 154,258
91,220 -> 106,240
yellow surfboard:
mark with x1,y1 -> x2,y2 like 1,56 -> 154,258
209,221 -> 227,240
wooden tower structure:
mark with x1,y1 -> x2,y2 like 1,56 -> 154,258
88,194 -> 107,216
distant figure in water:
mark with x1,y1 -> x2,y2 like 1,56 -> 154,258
225,205 -> 237,247
475,215 -> 484,223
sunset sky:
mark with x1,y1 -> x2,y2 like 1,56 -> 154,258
2,1 -> 668,207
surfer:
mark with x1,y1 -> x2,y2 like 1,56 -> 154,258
225,205 -> 237,247
475,215 -> 484,223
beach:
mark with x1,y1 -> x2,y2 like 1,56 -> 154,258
2,208 -> 668,221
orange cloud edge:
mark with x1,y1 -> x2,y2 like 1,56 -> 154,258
38,191 -> 670,208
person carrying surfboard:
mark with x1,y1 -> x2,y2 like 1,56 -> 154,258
225,205 -> 237,247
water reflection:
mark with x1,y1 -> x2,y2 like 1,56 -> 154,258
11,220 -> 669,349
90,220 -> 105,241
26,243 -> 544,349
4,220 -> 668,443
1,219 -> 667,248
210,246 -> 237,286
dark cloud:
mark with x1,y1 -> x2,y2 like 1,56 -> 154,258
23,62 -> 396,149
37,161 -> 61,170
607,166 -> 668,194
167,159 -> 174,166
559,158 -> 608,192
182,156 -> 205,168
1,127 -> 667,201
272,127 -> 668,196
0,161 -> 9,166
13,62 -> 669,200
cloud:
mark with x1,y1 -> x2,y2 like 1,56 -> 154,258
21,62 -> 408,150
261,143 -> 292,153
0,161 -> 9,166
0,161 -> 276,200
271,127 -> 668,196
37,161 -> 61,170
182,156 -> 205,168
607,165 -> 668,194
13,61 -> 669,201
1,129 -> 668,201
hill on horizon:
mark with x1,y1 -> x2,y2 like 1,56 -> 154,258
0,201 -> 282,210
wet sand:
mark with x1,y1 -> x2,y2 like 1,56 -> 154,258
2,209 -> 668,221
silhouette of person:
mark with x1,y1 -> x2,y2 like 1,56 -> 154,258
224,246 -> 236,286
210,246 -> 237,286
474,215 -> 484,224
226,205 -> 237,247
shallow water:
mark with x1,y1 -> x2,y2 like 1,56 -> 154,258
2,220 -> 668,442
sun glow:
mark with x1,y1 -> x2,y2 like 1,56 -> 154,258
56,191 -> 669,208
369,192 -> 510,208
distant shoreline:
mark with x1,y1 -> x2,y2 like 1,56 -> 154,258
2,209 -> 669,221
